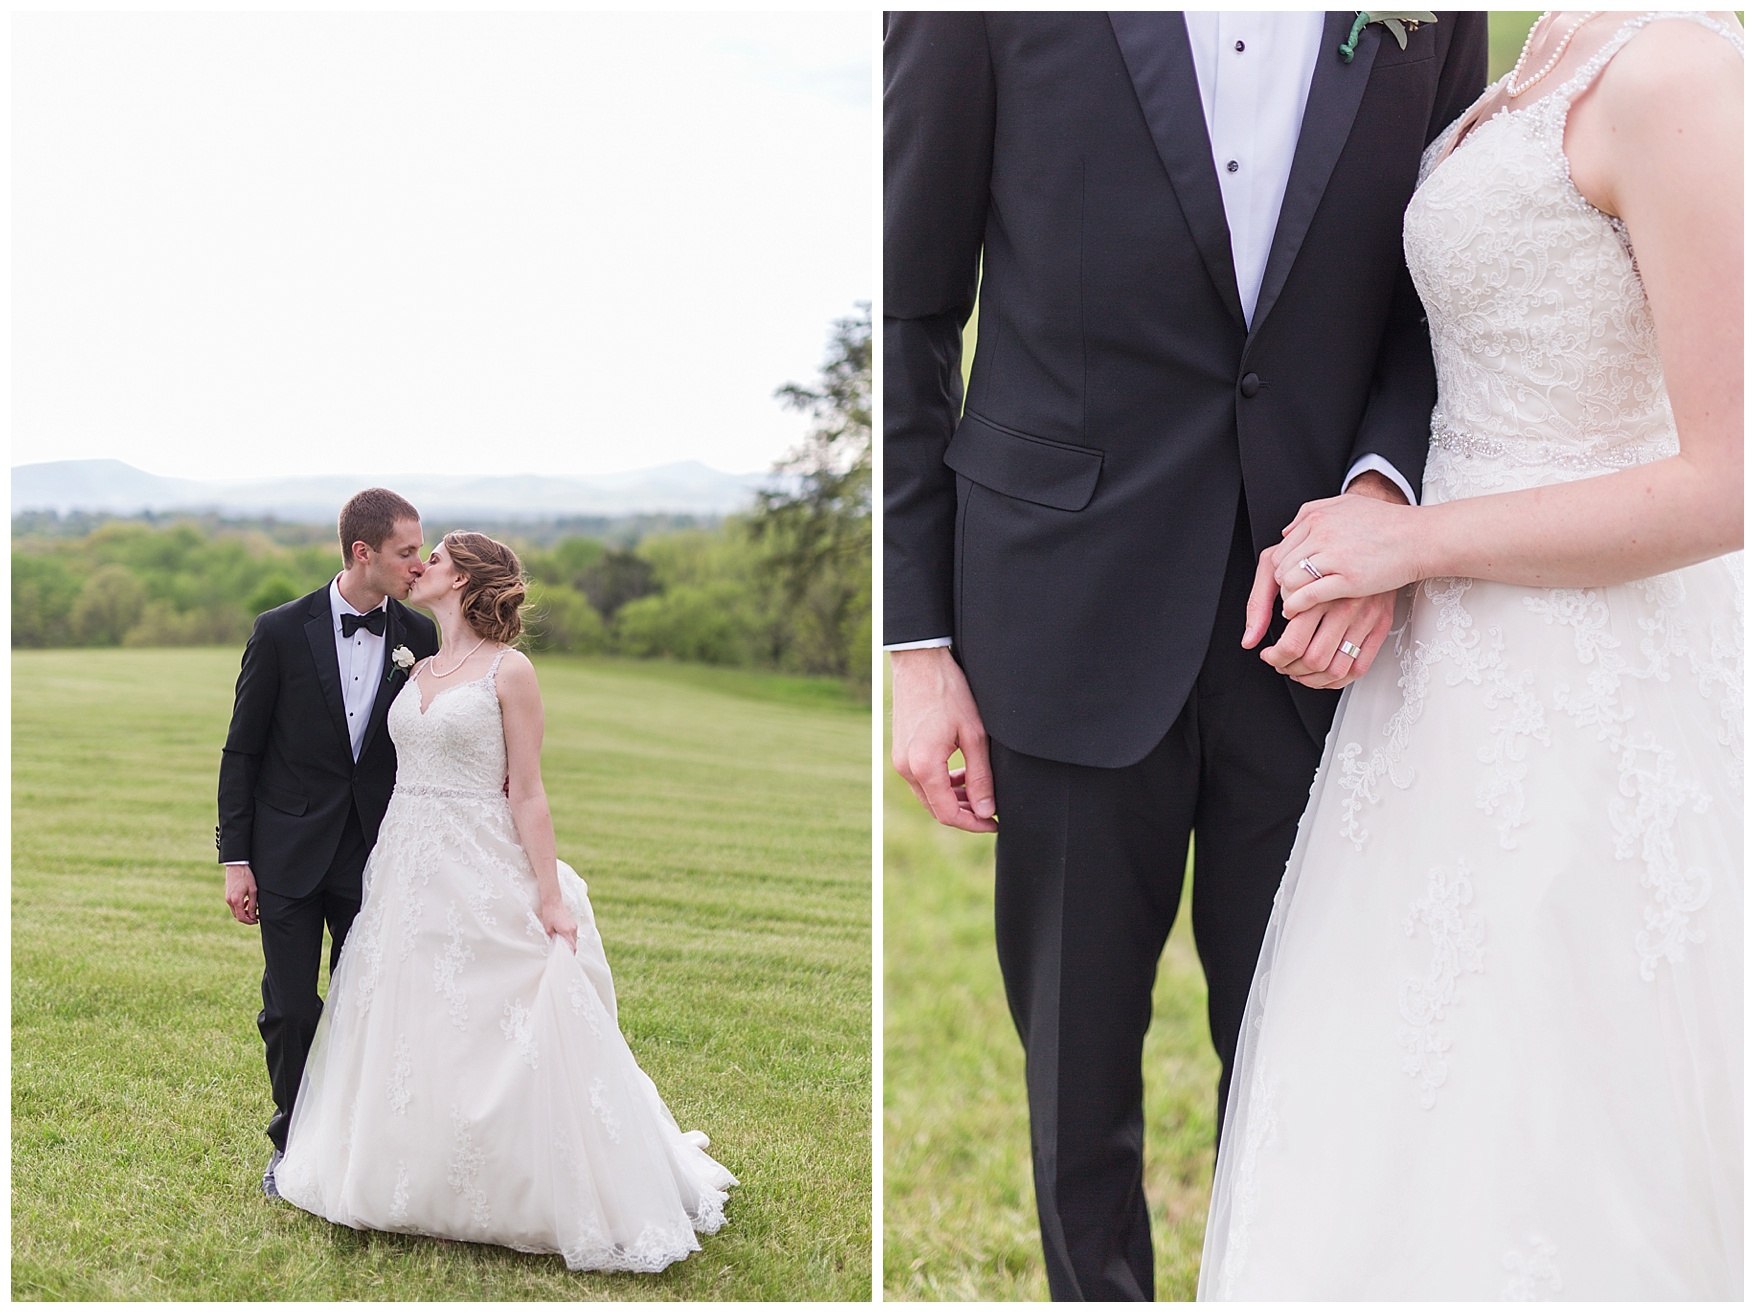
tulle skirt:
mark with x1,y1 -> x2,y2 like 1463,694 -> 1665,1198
1200,558 -> 1742,1299
276,790 -> 735,1272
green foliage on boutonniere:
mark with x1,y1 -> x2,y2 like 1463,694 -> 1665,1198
1340,10 -> 1438,62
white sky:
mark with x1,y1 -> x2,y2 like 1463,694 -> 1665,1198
12,10 -> 872,481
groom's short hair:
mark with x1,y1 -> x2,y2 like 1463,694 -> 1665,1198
339,488 -> 421,565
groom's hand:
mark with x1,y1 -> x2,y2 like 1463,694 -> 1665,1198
891,647 -> 998,833
224,862 -> 260,925
1253,593 -> 1397,689
1243,471 -> 1406,689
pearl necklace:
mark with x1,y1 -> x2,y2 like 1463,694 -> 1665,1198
1506,10 -> 1601,97
428,635 -> 487,679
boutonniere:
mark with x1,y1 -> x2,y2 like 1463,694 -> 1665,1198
386,645 -> 416,685
1340,11 -> 1437,62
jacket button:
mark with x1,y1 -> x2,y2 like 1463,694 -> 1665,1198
1239,373 -> 1261,398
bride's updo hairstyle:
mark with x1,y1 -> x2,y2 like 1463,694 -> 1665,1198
443,531 -> 528,645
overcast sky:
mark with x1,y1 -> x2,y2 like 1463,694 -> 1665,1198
12,10 -> 872,482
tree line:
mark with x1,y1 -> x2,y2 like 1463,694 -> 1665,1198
12,307 -> 871,691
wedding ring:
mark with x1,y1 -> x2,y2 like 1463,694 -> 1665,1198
1300,558 -> 1323,581
1339,640 -> 1364,660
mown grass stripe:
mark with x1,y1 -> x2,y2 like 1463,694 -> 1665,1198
882,759 -> 1218,1300
14,647 -> 870,1301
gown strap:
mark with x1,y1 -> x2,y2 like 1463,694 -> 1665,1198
1550,12 -> 1744,108
485,645 -> 511,681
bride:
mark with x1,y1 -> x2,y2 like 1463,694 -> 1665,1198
1202,12 -> 1741,1300
275,531 -> 735,1272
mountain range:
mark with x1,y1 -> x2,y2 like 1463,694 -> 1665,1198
12,459 -> 775,522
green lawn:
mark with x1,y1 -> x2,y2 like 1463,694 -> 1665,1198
882,721 -> 1219,1301
13,648 -> 871,1301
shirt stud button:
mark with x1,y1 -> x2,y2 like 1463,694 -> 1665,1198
1226,159 -> 1240,173
1235,39 -> 1245,52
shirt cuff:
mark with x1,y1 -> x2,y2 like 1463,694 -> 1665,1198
1344,454 -> 1418,507
884,636 -> 954,651
223,860 -> 250,867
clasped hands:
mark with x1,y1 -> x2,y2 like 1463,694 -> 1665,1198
893,473 -> 1422,833
1242,472 -> 1421,689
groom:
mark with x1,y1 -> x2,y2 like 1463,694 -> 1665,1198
886,12 -> 1486,1300
216,487 -> 439,1196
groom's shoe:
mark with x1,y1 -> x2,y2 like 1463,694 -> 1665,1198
262,1147 -> 284,1199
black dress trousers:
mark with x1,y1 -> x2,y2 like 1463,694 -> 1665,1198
256,800 -> 369,1152
990,499 -> 1325,1301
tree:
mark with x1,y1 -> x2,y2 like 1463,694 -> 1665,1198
123,600 -> 249,647
70,564 -> 147,646
748,304 -> 872,686
12,555 -> 80,648
526,536 -> 606,589
578,548 -> 660,621
247,575 -> 300,616
523,582 -> 608,654
615,581 -> 756,666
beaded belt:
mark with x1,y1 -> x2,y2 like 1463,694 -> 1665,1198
1430,421 -> 1673,475
394,782 -> 505,802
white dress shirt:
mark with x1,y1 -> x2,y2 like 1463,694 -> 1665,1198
1184,11 -> 1324,328
1186,12 -> 1415,509
885,13 -> 1415,652
331,574 -> 389,762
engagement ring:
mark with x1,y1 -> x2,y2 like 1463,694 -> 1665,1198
1300,558 -> 1323,581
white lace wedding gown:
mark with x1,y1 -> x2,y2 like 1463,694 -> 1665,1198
1200,14 -> 1742,1300
276,649 -> 736,1272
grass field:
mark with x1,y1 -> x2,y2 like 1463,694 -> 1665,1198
13,648 -> 871,1301
882,722 -> 1219,1301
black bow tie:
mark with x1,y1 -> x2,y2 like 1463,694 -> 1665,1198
341,610 -> 386,637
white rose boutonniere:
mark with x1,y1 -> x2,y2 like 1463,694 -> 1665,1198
1340,11 -> 1437,62
388,645 -> 416,685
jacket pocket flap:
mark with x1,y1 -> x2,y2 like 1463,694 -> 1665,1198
255,781 -> 308,816
944,412 -> 1103,511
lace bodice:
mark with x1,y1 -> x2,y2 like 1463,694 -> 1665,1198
387,648 -> 510,798
1403,12 -> 1743,503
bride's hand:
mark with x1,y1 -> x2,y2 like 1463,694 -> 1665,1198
540,897 -> 578,953
1264,493 -> 1423,617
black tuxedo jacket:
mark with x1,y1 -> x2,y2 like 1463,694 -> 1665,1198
217,585 -> 439,898
884,11 -> 1488,767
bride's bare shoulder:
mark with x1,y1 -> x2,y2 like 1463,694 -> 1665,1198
1568,14 -> 1741,214
489,646 -> 539,689
1595,14 -> 1743,104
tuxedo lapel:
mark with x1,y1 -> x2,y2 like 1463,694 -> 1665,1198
357,603 -> 403,761
303,590 -> 354,762
1248,12 -> 1382,338
1109,12 -> 1246,331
